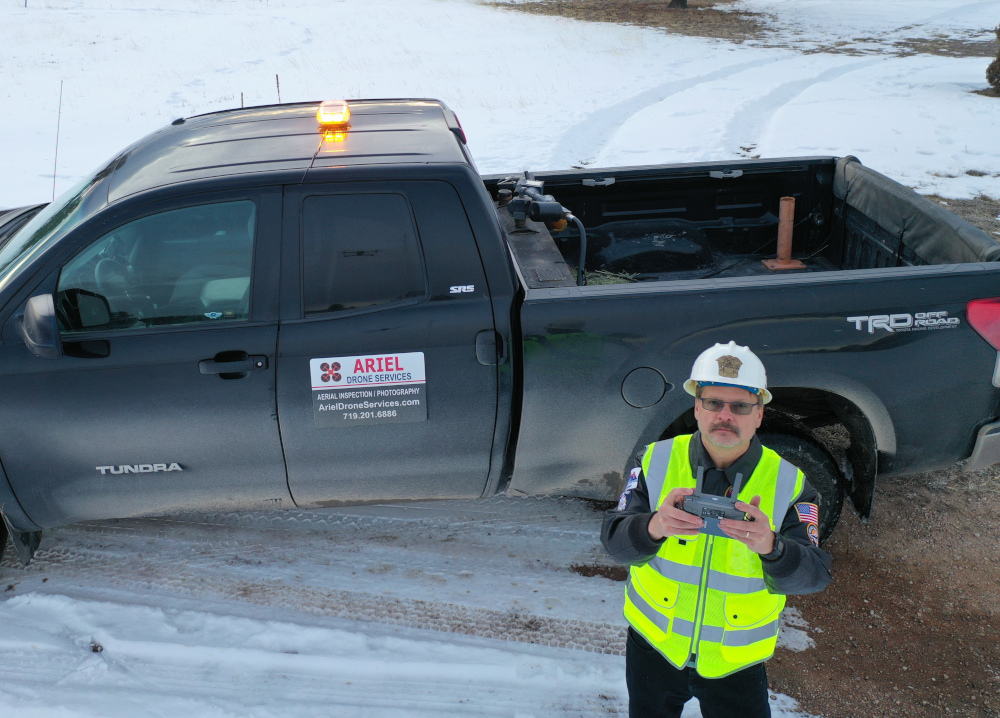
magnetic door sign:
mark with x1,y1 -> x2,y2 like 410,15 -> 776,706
309,352 -> 427,427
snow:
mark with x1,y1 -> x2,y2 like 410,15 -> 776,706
0,0 -> 991,713
736,0 -> 998,45
0,497 -> 821,717
0,593 -> 619,717
1,0 -> 998,209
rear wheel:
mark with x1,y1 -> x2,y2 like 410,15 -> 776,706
758,432 -> 844,544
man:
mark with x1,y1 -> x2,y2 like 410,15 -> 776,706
602,341 -> 832,718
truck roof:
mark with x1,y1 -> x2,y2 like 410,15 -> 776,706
107,99 -> 467,202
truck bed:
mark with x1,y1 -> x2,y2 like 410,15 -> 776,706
488,157 -> 1000,288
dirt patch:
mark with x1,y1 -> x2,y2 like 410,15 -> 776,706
489,0 -> 999,58
925,195 -> 1000,238
891,35 -> 999,59
798,35 -> 998,59
581,498 -> 618,513
571,562 -> 628,581
771,469 -> 1000,718
484,0 -> 768,42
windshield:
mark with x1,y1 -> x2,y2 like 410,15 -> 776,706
0,159 -> 116,293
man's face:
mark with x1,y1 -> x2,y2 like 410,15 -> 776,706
694,385 -> 763,450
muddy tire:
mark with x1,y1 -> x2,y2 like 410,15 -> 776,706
758,432 -> 844,544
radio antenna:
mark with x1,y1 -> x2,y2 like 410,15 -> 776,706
52,80 -> 64,201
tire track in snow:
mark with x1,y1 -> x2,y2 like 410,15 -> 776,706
547,54 -> 794,171
1,499 -> 628,656
720,57 -> 881,159
5,545 -> 630,657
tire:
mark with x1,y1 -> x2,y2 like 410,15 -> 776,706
758,432 -> 844,544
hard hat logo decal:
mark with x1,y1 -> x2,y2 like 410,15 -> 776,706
716,355 -> 742,379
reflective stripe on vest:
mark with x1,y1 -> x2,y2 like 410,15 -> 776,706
625,434 -> 804,678
643,438 -> 673,511
649,556 -> 767,594
626,579 -> 671,634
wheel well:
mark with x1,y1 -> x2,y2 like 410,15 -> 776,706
658,387 -> 879,520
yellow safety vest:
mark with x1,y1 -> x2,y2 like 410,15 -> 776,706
624,434 -> 804,678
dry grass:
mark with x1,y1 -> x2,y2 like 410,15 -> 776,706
483,0 -> 768,42
584,268 -> 639,285
487,0 -> 1000,58
925,195 -> 1000,239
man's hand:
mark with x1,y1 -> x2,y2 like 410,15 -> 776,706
719,495 -> 776,554
648,487 -> 703,541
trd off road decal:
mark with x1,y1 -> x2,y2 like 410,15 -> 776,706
309,352 -> 427,427
846,311 -> 959,334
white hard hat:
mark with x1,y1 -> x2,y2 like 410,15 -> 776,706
683,341 -> 772,404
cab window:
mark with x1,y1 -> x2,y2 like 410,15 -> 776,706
56,200 -> 256,333
301,193 -> 425,315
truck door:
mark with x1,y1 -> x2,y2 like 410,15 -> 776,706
0,191 -> 289,527
276,181 -> 498,505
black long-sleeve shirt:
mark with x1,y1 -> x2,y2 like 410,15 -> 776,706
601,432 -> 832,595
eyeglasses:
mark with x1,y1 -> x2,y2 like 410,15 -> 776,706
698,398 -> 759,416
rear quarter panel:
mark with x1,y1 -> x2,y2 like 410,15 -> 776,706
509,263 -> 1000,499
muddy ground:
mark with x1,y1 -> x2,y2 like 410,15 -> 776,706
775,468 -> 1000,718
487,0 -> 768,42
927,195 -> 1000,239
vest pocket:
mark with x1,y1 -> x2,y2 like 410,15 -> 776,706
723,593 -> 781,629
718,593 -> 783,665
635,572 -> 679,610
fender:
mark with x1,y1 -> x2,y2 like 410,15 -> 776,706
0,454 -> 43,565
0,513 -> 41,566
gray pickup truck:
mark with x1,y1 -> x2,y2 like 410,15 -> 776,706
0,98 -> 998,564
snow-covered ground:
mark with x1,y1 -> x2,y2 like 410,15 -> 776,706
1,0 -> 998,208
0,0 -> 996,714
0,497 -> 819,717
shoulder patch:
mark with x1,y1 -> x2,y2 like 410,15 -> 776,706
616,467 -> 642,511
795,502 -> 820,526
806,523 -> 820,546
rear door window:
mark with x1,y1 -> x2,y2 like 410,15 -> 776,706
301,193 -> 425,315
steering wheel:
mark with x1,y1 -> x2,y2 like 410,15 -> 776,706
94,257 -> 137,318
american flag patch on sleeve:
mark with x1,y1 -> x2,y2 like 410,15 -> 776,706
795,502 -> 820,525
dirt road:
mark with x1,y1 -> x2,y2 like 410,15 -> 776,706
776,471 -> 1000,718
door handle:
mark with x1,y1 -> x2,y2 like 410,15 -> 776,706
199,352 -> 268,375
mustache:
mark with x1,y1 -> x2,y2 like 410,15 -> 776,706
710,422 -> 740,435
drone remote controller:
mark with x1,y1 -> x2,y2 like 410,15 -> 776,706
680,468 -> 750,538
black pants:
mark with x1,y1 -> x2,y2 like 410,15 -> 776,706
626,628 -> 771,718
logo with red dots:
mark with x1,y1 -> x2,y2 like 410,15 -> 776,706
319,361 -> 342,383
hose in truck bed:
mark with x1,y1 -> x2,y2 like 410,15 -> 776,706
567,214 -> 587,287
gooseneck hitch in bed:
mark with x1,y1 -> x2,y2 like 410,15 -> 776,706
498,172 -> 588,286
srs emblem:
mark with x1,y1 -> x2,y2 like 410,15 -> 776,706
95,463 -> 183,475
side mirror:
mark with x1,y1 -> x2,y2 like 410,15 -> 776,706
17,294 -> 62,360
58,288 -> 112,330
